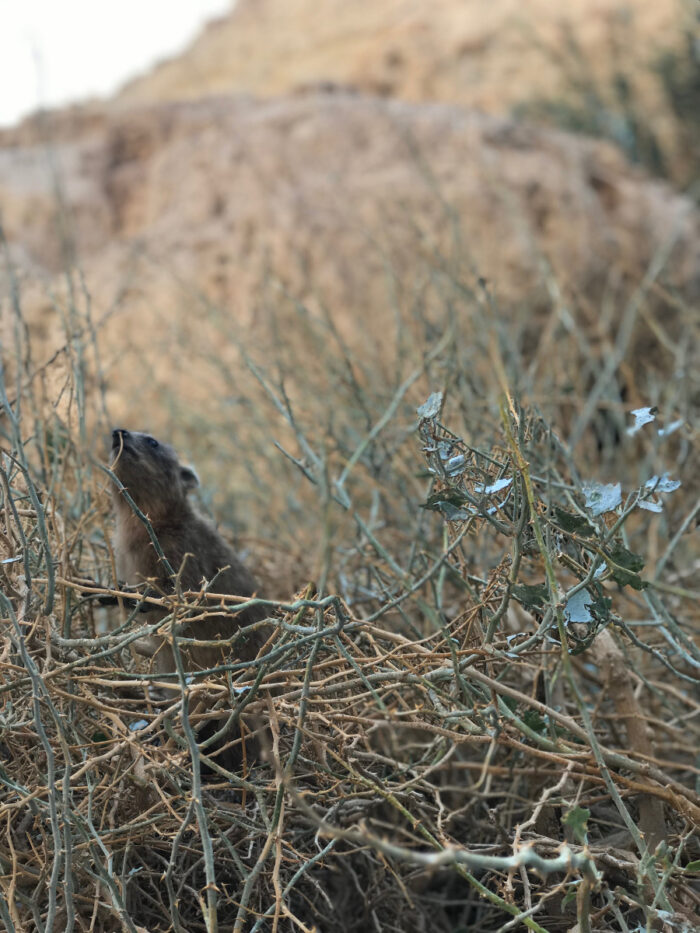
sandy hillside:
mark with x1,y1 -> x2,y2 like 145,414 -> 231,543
118,0 -> 686,113
115,0 -> 697,179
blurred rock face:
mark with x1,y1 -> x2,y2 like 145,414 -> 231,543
115,1 -> 683,119
113,0 -> 696,185
2,92 -> 698,300
0,0 -> 697,433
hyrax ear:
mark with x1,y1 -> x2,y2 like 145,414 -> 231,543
180,466 -> 200,492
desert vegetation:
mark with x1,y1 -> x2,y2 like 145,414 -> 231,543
1,219 -> 698,930
0,1 -> 699,931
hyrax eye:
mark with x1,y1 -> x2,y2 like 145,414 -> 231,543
146,437 -> 159,449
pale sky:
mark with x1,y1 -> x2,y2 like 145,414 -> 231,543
0,0 -> 234,128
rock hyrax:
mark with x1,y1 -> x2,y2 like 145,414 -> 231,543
109,427 -> 266,683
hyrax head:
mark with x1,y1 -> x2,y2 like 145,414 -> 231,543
110,428 -> 199,519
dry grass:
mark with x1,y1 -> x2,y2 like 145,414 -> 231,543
1,225 -> 699,932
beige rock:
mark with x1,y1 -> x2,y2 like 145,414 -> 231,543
4,95 -> 698,280
0,92 -> 696,476
117,0 -> 687,116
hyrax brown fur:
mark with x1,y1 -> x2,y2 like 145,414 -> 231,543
109,428 -> 267,764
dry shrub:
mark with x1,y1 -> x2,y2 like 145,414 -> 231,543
1,227 -> 699,933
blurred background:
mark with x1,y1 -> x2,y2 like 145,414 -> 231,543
0,0 -> 698,588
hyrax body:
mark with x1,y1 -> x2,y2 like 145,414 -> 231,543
109,427 -> 266,685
